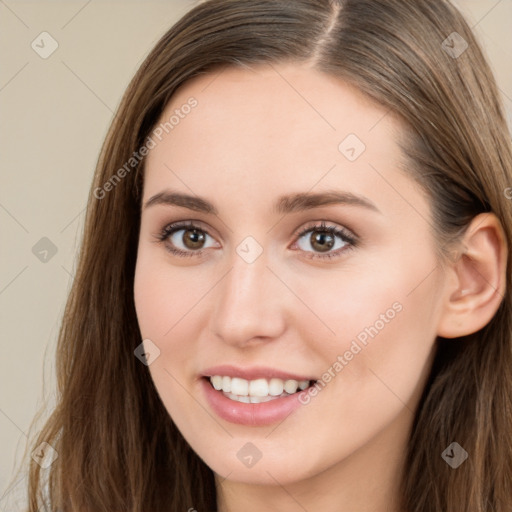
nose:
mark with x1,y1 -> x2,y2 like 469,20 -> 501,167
211,245 -> 287,348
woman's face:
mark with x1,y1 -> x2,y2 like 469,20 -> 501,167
134,63 -> 447,487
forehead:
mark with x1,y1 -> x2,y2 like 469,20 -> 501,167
142,63 -> 419,219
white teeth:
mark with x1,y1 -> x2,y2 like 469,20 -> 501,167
224,391 -> 288,403
250,395 -> 274,403
222,375 -> 231,393
269,378 -> 284,396
208,375 -> 313,401
223,392 -> 277,403
211,375 -> 223,390
284,379 -> 299,394
230,377 -> 249,396
249,378 -> 269,397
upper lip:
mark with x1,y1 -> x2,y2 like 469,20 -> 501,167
201,365 -> 317,382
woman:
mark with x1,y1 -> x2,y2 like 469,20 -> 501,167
23,0 -> 512,510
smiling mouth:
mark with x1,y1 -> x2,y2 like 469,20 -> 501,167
205,375 -> 318,404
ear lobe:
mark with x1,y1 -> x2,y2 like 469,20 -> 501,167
437,213 -> 508,339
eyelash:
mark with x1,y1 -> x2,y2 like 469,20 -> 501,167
153,220 -> 358,261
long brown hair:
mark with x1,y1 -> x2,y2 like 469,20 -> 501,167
15,0 -> 512,510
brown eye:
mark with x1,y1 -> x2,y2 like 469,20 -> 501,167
158,222 -> 217,256
294,222 -> 357,260
309,231 -> 335,253
181,228 -> 206,249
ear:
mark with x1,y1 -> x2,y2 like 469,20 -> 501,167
437,213 -> 508,338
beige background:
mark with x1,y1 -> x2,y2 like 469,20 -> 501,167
0,1 -> 511,509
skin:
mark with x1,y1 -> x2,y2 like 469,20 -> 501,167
133,62 -> 507,512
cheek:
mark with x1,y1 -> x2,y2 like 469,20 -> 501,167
290,256 -> 437,353
134,246 -> 210,340
133,248 -> 214,399
134,253 -> 206,434
309,249 -> 440,411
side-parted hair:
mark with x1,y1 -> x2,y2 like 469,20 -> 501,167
17,0 -> 512,510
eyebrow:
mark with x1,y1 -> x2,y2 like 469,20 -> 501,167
143,189 -> 381,215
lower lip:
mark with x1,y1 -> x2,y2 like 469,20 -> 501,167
200,378 -> 307,426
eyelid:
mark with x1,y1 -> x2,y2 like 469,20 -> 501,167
291,220 -> 358,244
154,219 -> 358,260
155,219 -> 218,241
154,220 -> 219,248
289,221 -> 358,259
